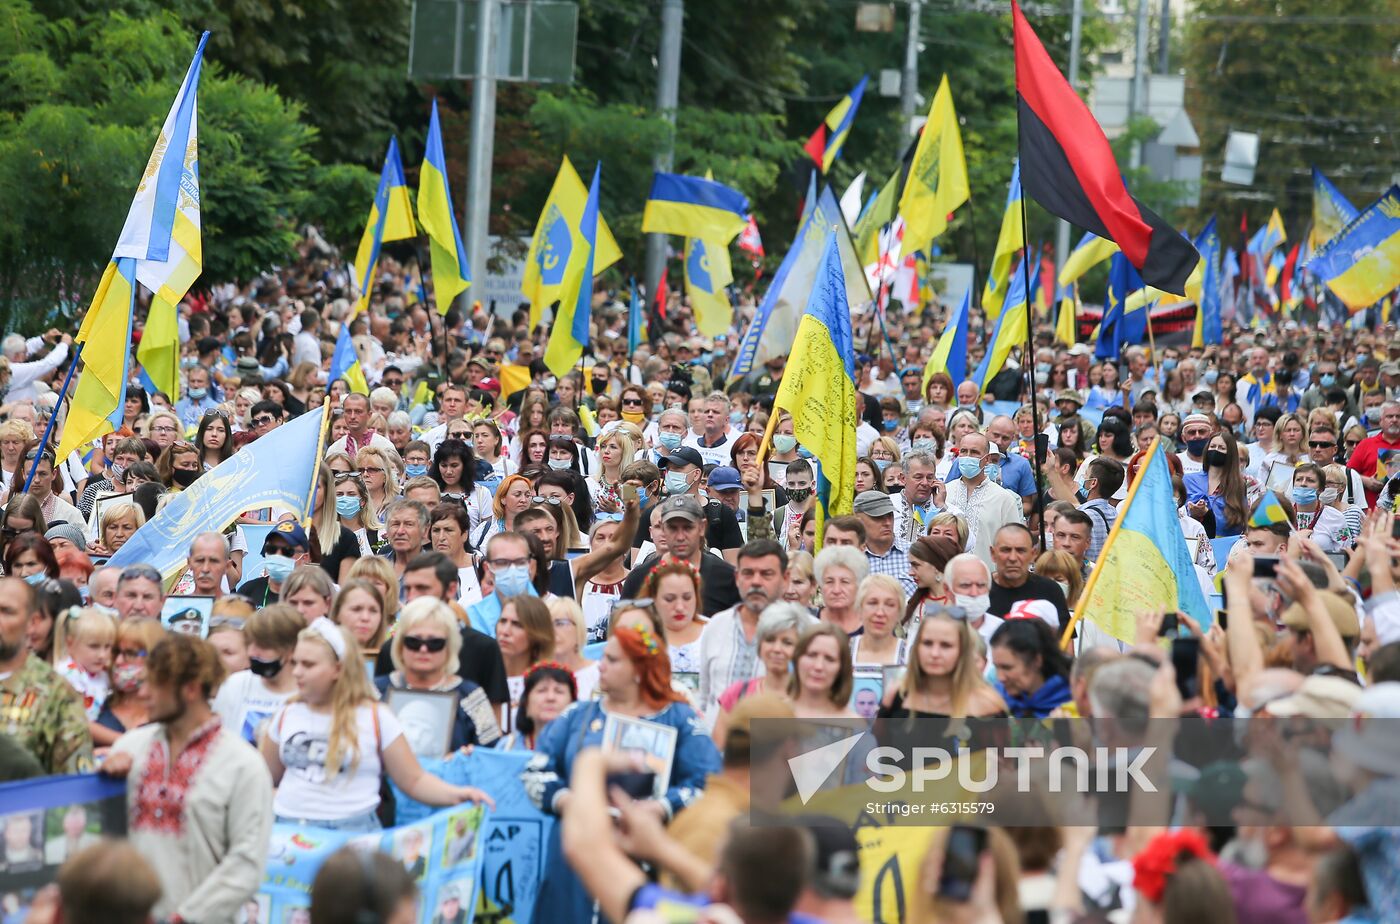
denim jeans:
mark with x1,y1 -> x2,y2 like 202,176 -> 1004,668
275,811 -> 382,833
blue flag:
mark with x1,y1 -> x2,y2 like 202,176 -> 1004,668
627,276 -> 642,354
1194,217 -> 1223,345
108,406 -> 326,581
1097,253 -> 1145,361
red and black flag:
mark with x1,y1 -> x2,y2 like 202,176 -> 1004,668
1012,0 -> 1198,294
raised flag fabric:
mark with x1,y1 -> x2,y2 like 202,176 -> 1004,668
1057,232 -> 1119,287
1063,438 -> 1212,645
129,32 -> 209,404
329,324 -> 368,395
839,172 -> 867,226
1249,490 -> 1290,528
922,286 -> 970,391
1188,218 -> 1223,347
353,139 -> 416,315
1096,252 -> 1147,362
684,236 -> 733,337
730,184 -> 871,383
108,406 -> 327,582
1312,167 -> 1359,249
898,75 -> 969,247
973,259 -> 1036,391
982,161 -> 1025,321
58,260 -> 137,460
418,99 -> 471,315
1056,283 -> 1078,346
544,164 -> 601,377
853,169 -> 900,269
627,277 -> 643,354
805,76 -> 868,173
641,172 -> 750,243
523,156 -> 622,328
737,214 -> 765,270
764,232 -> 859,545
1011,1 -> 1197,294
1305,186 -> 1400,310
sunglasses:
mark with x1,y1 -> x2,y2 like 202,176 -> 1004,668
621,398 -> 645,407
612,597 -> 655,611
252,415 -> 277,426
402,635 -> 449,653
1308,441 -> 1336,449
209,616 -> 246,631
333,471 -> 364,482
531,496 -> 562,506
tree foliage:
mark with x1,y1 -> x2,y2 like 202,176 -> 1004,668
1183,0 -> 1400,234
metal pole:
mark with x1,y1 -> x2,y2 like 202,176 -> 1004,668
464,0 -> 498,316
1054,0 -> 1083,287
1129,0 -> 1149,169
900,0 -> 922,121
23,343 -> 82,494
643,0 -> 684,312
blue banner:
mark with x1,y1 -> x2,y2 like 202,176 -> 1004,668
0,774 -> 127,916
393,750 -> 553,924
259,802 -> 488,924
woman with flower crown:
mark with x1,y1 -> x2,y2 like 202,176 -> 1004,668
522,619 -> 721,923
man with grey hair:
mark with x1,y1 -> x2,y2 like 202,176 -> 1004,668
0,329 -> 70,403
981,414 -> 1039,515
694,392 -> 738,467
184,532 -> 230,597
891,450 -> 942,547
1348,400 -> 1400,506
941,553 -> 1000,641
381,498 -> 431,580
651,407 -> 691,465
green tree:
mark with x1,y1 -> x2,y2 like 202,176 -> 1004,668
1183,0 -> 1400,235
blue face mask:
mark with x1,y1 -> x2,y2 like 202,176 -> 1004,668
912,438 -> 936,454
22,571 -> 47,586
664,471 -> 691,495
874,459 -> 891,472
263,554 -> 295,583
1161,358 -> 1178,373
335,496 -> 362,518
493,564 -> 533,597
1292,487 -> 1318,507
405,463 -> 428,479
773,434 -> 798,454
547,458 -> 572,471
1202,369 -> 1220,386
984,462 -> 1002,484
658,432 -> 684,451
957,457 -> 982,480
882,419 -> 898,431
729,411 -> 745,428
636,487 -> 649,506
187,387 -> 208,400
1320,373 -> 1336,388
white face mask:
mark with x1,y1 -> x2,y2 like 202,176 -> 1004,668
954,593 -> 990,621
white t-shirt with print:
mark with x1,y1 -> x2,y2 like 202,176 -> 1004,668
269,701 -> 403,821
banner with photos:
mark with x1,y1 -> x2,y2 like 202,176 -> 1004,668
391,749 -> 553,924
0,774 -> 128,919
255,803 -> 488,924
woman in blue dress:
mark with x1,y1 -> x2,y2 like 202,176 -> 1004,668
522,621 -> 720,923
1183,429 -> 1261,538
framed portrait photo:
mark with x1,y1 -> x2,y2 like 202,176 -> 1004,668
160,596 -> 214,638
601,713 -> 677,798
385,688 -> 459,760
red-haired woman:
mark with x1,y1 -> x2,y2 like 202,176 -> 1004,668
522,623 -> 721,922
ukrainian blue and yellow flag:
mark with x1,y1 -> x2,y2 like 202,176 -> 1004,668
642,172 -> 750,243
1065,438 -> 1212,646
354,138 -> 416,315
1312,167 -> 1359,250
805,76 -> 868,174
126,32 -> 209,405
418,99 -> 470,315
544,164 -> 602,377
1096,253 -> 1146,361
1057,232 -> 1119,288
523,156 -> 622,329
329,324 -> 368,395
973,258 -> 1035,391
1305,186 -> 1400,311
684,237 -> 733,338
923,286 -> 970,392
762,232 -> 859,546
1250,490 -> 1290,528
64,32 -> 210,458
1055,283 -> 1078,346
108,406 -> 327,583
982,161 -> 1025,321
1188,217 -> 1222,347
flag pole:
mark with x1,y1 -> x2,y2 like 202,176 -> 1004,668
1142,284 -> 1161,386
301,399 -> 332,529
22,344 -> 83,494
1016,170 -> 1048,552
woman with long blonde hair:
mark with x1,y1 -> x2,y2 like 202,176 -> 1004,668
354,446 -> 400,527
1033,549 -> 1085,609
260,618 -> 493,830
592,426 -> 636,513
880,609 -> 1006,719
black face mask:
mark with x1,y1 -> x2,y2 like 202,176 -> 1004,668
248,656 -> 283,678
786,487 -> 813,503
173,468 -> 200,488
886,484 -> 901,495
1204,449 -> 1229,469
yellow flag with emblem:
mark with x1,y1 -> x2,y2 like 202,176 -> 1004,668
897,75 -> 969,247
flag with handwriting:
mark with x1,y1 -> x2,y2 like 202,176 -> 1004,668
898,74 -> 969,246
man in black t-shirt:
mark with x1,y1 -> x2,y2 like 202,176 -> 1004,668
986,523 -> 1070,630
618,496 -> 739,616
657,447 -> 744,563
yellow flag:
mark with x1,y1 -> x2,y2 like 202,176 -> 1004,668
59,260 -> 136,460
522,156 -> 622,330
897,75 -> 969,246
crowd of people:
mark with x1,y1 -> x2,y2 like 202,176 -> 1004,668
1,239 -> 1399,924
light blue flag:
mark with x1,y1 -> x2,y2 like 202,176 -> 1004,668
1195,217 -> 1223,344
729,179 -> 871,382
627,276 -> 642,354
108,406 -> 326,581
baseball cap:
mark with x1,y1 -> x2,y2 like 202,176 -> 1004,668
265,520 -> 310,552
659,495 -> 704,524
852,490 -> 895,517
1007,599 -> 1059,628
1265,674 -> 1362,720
1068,344 -> 1092,357
1279,591 -> 1360,640
477,377 -> 501,396
706,466 -> 742,492
659,447 -> 704,469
